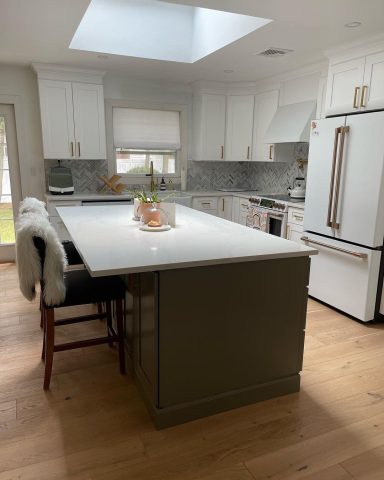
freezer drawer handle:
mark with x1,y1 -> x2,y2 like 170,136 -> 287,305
301,236 -> 368,258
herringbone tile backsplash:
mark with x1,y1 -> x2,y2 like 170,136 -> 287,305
45,143 -> 308,194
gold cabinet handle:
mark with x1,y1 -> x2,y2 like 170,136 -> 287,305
70,142 -> 74,157
246,146 -> 250,160
293,215 -> 303,221
269,145 -> 273,160
286,224 -> 290,239
222,198 -> 225,211
353,86 -> 360,108
301,236 -> 367,258
77,142 -> 81,157
360,85 -> 368,108
220,145 -> 224,159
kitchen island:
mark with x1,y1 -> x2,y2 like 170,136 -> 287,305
57,204 -> 316,428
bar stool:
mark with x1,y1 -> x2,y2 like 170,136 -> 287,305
16,215 -> 127,390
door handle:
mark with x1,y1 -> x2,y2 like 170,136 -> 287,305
327,127 -> 341,228
353,86 -> 360,108
220,145 -> 224,159
331,125 -> 349,229
301,236 -> 367,258
77,142 -> 81,157
360,85 -> 368,108
247,146 -> 250,160
70,142 -> 74,157
269,145 -> 273,160
222,198 -> 225,211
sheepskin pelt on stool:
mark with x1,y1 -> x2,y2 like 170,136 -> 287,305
15,212 -> 68,306
18,197 -> 49,217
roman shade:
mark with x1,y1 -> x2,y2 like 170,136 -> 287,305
113,107 -> 181,149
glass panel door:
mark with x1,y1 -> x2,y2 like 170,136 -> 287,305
0,104 -> 21,262
0,116 -> 15,245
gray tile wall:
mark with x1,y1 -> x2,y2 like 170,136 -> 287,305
45,160 -> 108,193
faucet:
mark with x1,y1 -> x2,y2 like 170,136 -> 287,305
146,160 -> 156,192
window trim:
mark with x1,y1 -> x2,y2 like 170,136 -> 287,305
105,99 -> 188,188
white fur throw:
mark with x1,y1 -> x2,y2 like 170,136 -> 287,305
15,210 -> 68,306
18,197 -> 49,218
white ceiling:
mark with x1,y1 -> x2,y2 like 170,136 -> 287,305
1,0 -> 384,84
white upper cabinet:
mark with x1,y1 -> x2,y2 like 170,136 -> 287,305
35,65 -> 107,160
225,95 -> 254,161
252,90 -> 279,162
324,58 -> 365,115
72,83 -> 106,160
325,46 -> 384,115
362,50 -> 384,111
39,80 -> 75,159
193,94 -> 226,161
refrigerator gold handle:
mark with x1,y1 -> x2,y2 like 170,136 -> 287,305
327,127 -> 341,228
301,236 -> 367,258
331,126 -> 349,229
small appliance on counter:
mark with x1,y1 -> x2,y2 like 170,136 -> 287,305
48,162 -> 74,195
288,177 -> 306,199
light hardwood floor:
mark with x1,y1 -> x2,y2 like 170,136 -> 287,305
1,262 -> 384,480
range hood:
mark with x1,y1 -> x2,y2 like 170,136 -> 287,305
264,100 -> 316,144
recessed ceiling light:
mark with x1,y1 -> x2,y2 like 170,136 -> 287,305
224,69 -> 234,73
345,21 -> 362,28
97,54 -> 109,60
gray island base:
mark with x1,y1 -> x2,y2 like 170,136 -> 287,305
127,256 -> 309,429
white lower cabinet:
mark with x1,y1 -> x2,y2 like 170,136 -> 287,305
192,197 -> 218,216
286,206 -> 305,243
46,199 -> 82,241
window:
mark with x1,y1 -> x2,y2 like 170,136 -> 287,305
113,107 -> 181,177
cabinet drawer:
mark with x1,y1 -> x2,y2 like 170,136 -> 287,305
49,217 -> 71,241
192,197 -> 218,212
288,207 -> 304,226
47,200 -> 81,217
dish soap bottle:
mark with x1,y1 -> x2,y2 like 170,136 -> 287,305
160,177 -> 166,191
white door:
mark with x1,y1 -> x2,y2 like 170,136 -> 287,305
225,95 -> 254,161
252,90 -> 279,162
324,58 -> 365,115
38,80 -> 75,159
334,111 -> 384,247
304,116 -> 346,237
72,83 -> 106,160
199,94 -> 226,161
0,105 -> 22,262
362,50 -> 384,111
303,233 -> 381,322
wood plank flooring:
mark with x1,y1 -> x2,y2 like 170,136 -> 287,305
1,262 -> 384,479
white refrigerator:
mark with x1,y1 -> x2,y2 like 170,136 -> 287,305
304,111 -> 384,322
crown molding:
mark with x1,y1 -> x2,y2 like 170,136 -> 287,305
324,32 -> 384,64
31,63 -> 106,84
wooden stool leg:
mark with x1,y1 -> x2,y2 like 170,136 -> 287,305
97,302 -> 103,320
106,301 -> 113,348
41,306 -> 46,361
43,308 -> 55,390
116,299 -> 126,375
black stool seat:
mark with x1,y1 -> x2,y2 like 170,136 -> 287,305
62,241 -> 83,266
45,269 -> 126,308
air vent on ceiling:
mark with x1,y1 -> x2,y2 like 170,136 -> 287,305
256,47 -> 294,58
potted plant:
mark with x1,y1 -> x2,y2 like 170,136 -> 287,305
132,189 -> 176,226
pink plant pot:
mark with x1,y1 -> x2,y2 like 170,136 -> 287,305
138,202 -> 161,224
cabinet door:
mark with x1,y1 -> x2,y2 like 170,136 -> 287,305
286,223 -> 303,243
194,94 -> 226,161
252,90 -> 279,162
217,196 -> 233,221
324,58 -> 365,115
72,83 -> 106,160
38,80 -> 75,159
362,50 -> 384,111
231,196 -> 240,223
225,95 -> 254,161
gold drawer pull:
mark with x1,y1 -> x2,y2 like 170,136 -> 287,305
360,85 -> 367,108
293,215 -> 303,221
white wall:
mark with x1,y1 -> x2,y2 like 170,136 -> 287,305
0,64 -> 45,199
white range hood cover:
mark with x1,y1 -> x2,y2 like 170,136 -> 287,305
264,100 -> 317,144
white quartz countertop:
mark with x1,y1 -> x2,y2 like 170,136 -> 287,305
57,204 -> 316,276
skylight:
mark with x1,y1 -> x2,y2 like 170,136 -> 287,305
70,0 -> 272,63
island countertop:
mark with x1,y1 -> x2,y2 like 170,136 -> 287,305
57,204 -> 316,276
